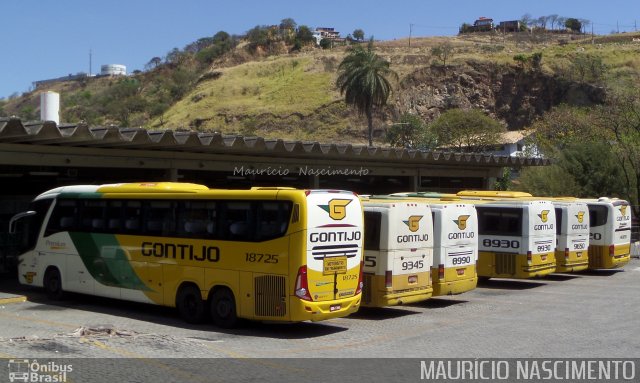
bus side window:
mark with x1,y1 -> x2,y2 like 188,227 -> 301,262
256,201 -> 292,241
364,211 -> 381,251
144,201 -> 175,236
223,201 -> 254,241
106,200 -> 124,232
45,199 -> 79,236
179,201 -> 216,238
589,205 -> 608,227
123,201 -> 142,234
80,200 -> 108,232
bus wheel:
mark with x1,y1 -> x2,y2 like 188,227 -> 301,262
44,268 -> 64,300
176,285 -> 206,324
210,288 -> 238,329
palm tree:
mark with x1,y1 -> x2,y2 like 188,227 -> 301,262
336,39 -> 397,146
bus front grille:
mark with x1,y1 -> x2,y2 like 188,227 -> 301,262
495,253 -> 516,275
255,275 -> 286,317
362,274 -> 373,305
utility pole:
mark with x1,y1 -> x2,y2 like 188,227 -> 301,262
409,23 -> 413,47
591,24 -> 594,44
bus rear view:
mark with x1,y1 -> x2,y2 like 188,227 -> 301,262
584,198 -> 632,269
361,201 -> 434,307
475,200 -> 557,279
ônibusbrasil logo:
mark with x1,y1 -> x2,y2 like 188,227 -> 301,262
7,359 -> 72,383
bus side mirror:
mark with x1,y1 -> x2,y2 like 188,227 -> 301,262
8,211 -> 36,234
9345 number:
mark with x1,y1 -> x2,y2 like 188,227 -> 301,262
402,260 -> 424,271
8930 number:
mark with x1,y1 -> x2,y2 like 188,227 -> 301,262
482,239 -> 520,249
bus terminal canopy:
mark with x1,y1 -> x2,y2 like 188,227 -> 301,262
0,117 -> 549,194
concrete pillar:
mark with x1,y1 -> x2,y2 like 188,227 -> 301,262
310,175 -> 320,189
166,168 -> 179,181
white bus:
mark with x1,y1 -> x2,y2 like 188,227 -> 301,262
581,197 -> 632,269
552,200 -> 590,272
428,201 -> 478,295
472,199 -> 557,279
388,193 -> 479,295
361,200 -> 434,307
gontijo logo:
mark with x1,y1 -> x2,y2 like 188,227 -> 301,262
454,215 -> 470,230
620,205 -> 628,216
538,210 -> 550,223
403,215 -> 423,232
576,211 -> 585,223
318,199 -> 352,220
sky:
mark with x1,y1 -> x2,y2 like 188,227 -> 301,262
1,0 -> 639,99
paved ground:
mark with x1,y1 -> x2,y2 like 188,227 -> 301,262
0,260 -> 638,382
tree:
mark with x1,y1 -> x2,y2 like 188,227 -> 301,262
431,42 -> 454,70
385,113 -> 436,149
279,18 -> 297,31
429,108 -> 506,153
353,29 -> 365,41
565,18 -> 582,33
548,14 -> 559,30
520,13 -> 534,30
145,57 -> 162,70
336,38 -> 397,146
295,25 -> 315,46
319,38 -> 332,49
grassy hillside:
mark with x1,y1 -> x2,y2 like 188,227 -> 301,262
3,31 -> 640,144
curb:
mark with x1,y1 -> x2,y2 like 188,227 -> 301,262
0,296 -> 27,305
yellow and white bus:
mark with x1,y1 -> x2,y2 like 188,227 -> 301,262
457,191 -> 590,273
360,200 -> 434,306
9,182 -> 365,327
551,200 -> 590,273
453,196 -> 558,279
388,194 -> 478,296
581,197 -> 632,269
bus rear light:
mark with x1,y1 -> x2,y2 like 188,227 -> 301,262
527,251 -> 532,265
295,265 -> 312,301
565,248 -> 570,261
385,270 -> 393,288
609,244 -> 615,257
304,190 -> 311,196
355,261 -> 364,295
438,264 -> 445,280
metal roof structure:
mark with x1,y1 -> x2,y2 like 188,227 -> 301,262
0,117 -> 548,168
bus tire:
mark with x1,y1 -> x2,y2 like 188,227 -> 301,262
44,268 -> 64,300
210,288 -> 237,329
176,285 -> 206,324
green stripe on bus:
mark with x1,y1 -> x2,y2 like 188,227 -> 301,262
69,232 -> 151,291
